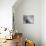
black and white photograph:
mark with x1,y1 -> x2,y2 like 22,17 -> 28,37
23,15 -> 34,24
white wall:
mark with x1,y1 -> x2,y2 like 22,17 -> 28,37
41,0 -> 46,46
0,0 -> 16,29
13,0 -> 41,46
13,0 -> 46,46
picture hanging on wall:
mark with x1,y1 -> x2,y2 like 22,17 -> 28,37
23,15 -> 34,24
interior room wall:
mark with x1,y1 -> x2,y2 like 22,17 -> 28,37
41,0 -> 46,46
13,0 -> 41,46
13,0 -> 46,46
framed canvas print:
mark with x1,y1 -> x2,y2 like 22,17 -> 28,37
23,15 -> 34,24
